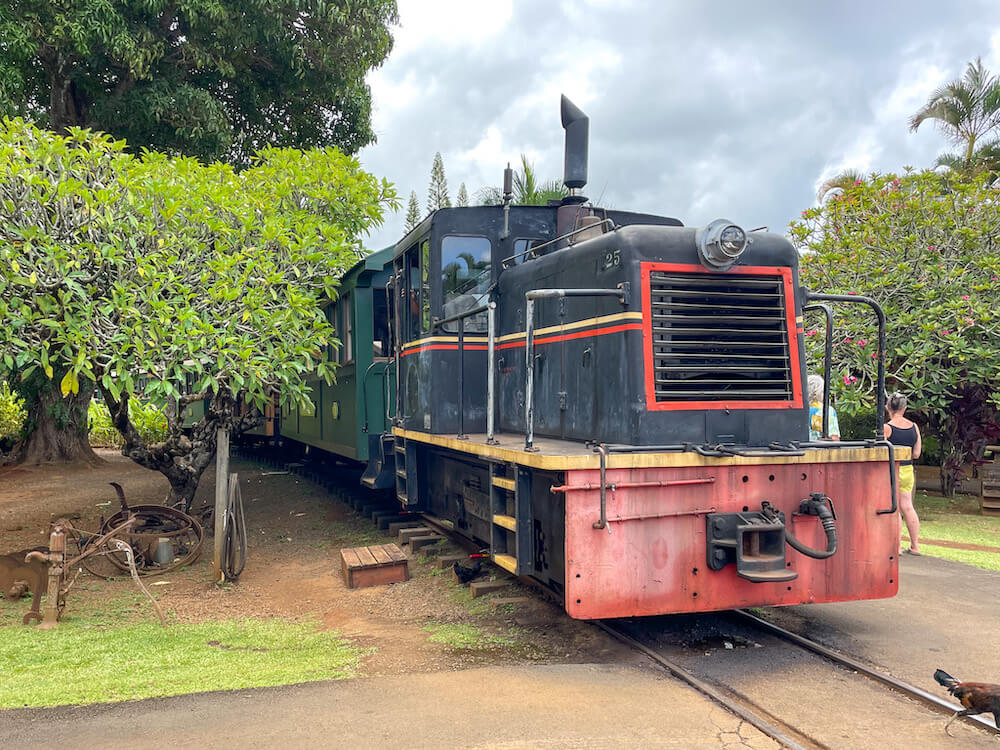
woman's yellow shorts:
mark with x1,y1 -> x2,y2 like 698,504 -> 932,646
898,464 -> 915,494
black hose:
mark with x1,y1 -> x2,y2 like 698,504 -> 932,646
783,495 -> 838,559
221,472 -> 247,581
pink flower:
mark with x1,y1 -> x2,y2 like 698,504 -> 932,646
965,317 -> 975,325
871,352 -> 878,359
854,180 -> 863,185
893,179 -> 901,185
961,295 -> 970,300
941,329 -> 950,335
844,337 -> 854,344
805,329 -> 819,337
843,375 -> 858,385
858,339 -> 868,347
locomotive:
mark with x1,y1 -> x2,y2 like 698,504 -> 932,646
279,97 -> 903,619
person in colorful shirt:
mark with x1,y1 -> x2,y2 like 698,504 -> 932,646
808,374 -> 840,441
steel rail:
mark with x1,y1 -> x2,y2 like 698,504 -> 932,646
594,621 -> 811,750
732,609 -> 1000,736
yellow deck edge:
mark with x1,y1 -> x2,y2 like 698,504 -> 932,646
393,428 -> 905,470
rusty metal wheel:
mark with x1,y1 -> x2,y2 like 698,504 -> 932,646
96,505 -> 204,576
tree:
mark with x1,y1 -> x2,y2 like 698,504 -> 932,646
456,183 -> 469,207
0,0 -> 398,164
427,152 -> 450,211
477,154 -> 568,205
816,169 -> 866,202
404,191 -> 421,231
910,57 -> 1000,170
0,1 -> 398,464
0,120 -> 397,506
791,169 -> 1000,495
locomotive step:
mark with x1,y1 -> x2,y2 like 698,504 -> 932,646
492,554 -> 518,573
492,477 -> 516,492
493,514 -> 517,531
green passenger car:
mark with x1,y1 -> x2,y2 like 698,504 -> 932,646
278,245 -> 395,469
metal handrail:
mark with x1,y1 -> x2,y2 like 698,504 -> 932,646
360,359 -> 388,433
803,303 -> 833,438
524,287 -> 627,450
804,292 -> 887,438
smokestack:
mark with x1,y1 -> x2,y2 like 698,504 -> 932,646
561,95 -> 589,194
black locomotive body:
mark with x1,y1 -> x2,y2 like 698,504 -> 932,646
281,97 -> 901,619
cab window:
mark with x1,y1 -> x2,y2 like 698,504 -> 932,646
441,235 -> 490,332
512,238 -> 545,264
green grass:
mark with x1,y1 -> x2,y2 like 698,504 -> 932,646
422,623 -> 514,650
0,611 -> 369,708
908,491 -> 1000,570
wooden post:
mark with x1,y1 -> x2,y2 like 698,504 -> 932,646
213,427 -> 230,582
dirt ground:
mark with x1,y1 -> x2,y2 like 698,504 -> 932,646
0,450 -> 636,676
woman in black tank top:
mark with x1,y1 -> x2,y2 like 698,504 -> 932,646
884,392 -> 921,554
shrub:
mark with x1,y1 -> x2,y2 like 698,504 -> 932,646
0,382 -> 25,449
88,400 -> 168,448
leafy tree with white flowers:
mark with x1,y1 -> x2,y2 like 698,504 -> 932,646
791,169 -> 1000,495
0,120 -> 397,505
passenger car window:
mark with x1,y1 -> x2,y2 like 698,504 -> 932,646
441,235 -> 490,332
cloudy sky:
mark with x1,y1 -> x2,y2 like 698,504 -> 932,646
358,0 -> 1000,249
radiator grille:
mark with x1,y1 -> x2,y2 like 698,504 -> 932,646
649,270 -> 794,402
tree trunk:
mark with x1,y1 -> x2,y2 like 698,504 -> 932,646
106,387 -> 230,512
10,373 -> 103,466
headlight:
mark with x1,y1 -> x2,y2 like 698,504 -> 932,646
697,219 -> 751,270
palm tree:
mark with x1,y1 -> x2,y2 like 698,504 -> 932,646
477,154 -> 568,205
910,57 -> 1000,167
816,169 -> 866,202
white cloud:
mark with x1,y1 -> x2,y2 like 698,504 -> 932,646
361,0 -> 1000,249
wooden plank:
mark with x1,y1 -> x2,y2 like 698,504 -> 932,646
378,515 -> 413,530
355,547 -> 378,567
437,554 -> 469,569
399,526 -> 432,544
470,578 -> 513,598
493,514 -> 517,532
340,548 -> 363,569
348,562 -> 409,589
410,534 -> 443,551
492,477 -> 516,492
389,520 -> 425,536
369,545 -> 393,565
384,544 -> 408,562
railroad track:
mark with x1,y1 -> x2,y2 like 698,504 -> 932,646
600,612 -> 999,749
241,446 -> 999,748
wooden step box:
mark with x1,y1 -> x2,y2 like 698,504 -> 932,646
340,543 -> 410,589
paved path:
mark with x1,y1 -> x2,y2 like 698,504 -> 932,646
0,664 -> 777,750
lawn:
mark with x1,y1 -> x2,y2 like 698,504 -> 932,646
0,592 -> 369,709
907,491 -> 1000,570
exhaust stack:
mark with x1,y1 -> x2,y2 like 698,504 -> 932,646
561,95 -> 589,197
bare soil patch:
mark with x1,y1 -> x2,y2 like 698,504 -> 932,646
0,451 -> 636,676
